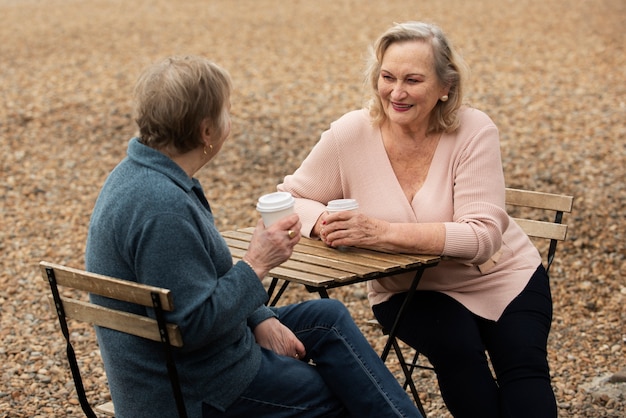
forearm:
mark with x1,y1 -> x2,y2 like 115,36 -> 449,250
377,222 -> 446,255
379,219 -> 507,264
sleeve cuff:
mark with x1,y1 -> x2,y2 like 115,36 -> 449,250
247,305 -> 278,330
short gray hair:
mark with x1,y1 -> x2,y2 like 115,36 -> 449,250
134,55 -> 232,153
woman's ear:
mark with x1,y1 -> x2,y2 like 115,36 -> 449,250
442,83 -> 451,97
200,119 -> 212,141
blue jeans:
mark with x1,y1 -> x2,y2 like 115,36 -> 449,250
203,298 -> 422,418
373,265 -> 557,418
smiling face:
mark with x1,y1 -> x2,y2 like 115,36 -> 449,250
378,40 -> 449,132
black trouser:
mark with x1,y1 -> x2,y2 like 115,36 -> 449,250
373,265 -> 557,418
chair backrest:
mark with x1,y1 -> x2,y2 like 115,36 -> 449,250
504,188 -> 574,273
39,261 -> 187,418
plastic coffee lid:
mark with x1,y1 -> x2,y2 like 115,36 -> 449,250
257,192 -> 295,211
327,199 -> 359,211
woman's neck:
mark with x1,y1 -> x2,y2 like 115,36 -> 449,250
159,144 -> 207,178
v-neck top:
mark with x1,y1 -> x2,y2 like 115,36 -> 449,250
278,107 -> 541,321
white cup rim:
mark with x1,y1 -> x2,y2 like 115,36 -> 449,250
327,198 -> 359,211
257,192 -> 295,212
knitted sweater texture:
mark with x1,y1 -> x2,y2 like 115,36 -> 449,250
85,138 -> 275,417
279,107 -> 542,321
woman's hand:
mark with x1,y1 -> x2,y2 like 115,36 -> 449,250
242,214 -> 301,278
321,211 -> 446,254
253,317 -> 306,360
311,212 -> 328,239
320,211 -> 389,249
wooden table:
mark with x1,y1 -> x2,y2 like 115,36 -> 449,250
223,227 -> 440,361
224,227 -> 440,414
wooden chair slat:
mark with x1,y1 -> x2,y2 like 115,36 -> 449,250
505,188 -> 573,212
40,261 -> 174,311
58,297 -> 183,347
511,218 -> 569,241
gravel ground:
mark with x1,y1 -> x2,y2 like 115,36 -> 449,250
1,0 -> 625,417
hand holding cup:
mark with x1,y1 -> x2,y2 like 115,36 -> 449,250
321,199 -> 359,249
242,192 -> 301,278
326,199 -> 359,213
256,192 -> 295,227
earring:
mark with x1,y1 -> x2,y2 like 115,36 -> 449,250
203,147 -> 207,155
203,144 -> 213,155
440,95 -> 449,102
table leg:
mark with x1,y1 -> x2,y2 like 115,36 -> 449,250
379,266 -> 430,416
306,285 -> 329,299
268,280 -> 330,306
380,267 -> 425,361
392,337 -> 427,417
267,278 -> 291,307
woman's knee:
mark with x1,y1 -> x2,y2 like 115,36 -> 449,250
307,298 -> 349,316
396,295 -> 484,357
293,298 -> 352,327
427,336 -> 488,371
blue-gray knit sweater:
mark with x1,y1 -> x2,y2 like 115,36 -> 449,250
85,138 -> 276,418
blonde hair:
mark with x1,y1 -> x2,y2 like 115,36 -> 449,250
364,21 -> 468,134
134,56 -> 232,153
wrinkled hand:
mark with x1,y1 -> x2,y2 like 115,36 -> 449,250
319,211 -> 388,249
243,214 -> 301,278
253,317 -> 306,360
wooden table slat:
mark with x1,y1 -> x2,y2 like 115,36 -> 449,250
229,247 -> 355,280
266,267 -> 336,286
293,244 -> 401,271
222,229 -> 255,240
289,252 -> 379,277
296,237 -> 437,267
223,236 -> 251,251
232,256 -> 335,286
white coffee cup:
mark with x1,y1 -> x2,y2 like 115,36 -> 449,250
256,192 -> 295,227
326,199 -> 359,213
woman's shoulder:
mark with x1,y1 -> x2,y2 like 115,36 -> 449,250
457,106 -> 496,128
104,160 -> 192,213
329,109 -> 376,140
330,108 -> 370,127
450,106 -> 499,142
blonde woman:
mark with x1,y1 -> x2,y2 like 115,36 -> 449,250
279,22 -> 557,418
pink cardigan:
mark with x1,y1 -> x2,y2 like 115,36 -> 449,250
278,107 -> 542,321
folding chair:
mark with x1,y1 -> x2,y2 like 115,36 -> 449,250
371,187 -> 574,416
40,261 -> 187,418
